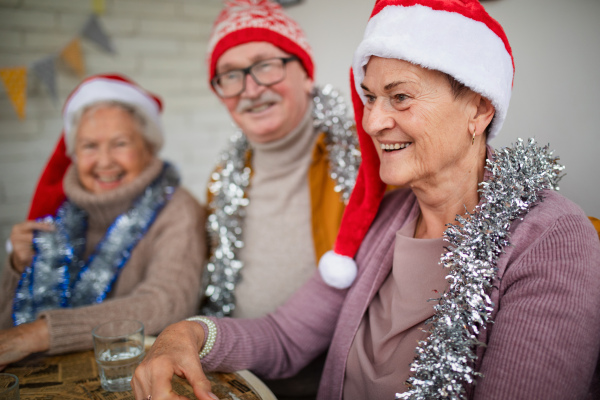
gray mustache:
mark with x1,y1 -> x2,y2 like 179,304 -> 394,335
236,91 -> 283,113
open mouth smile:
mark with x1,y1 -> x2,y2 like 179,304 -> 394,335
245,102 -> 276,113
96,173 -> 124,184
380,142 -> 412,152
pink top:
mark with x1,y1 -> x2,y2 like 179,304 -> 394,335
344,217 -> 447,399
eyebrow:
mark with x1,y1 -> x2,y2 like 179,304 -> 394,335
384,80 -> 406,91
216,63 -> 241,74
250,52 -> 285,63
360,80 -> 410,93
218,53 -> 287,74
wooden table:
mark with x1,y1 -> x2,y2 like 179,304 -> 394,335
4,346 -> 276,400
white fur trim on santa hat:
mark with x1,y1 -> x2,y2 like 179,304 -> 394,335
352,5 -> 513,140
63,78 -> 163,155
318,250 -> 357,290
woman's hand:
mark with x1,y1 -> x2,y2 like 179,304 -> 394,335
0,318 -> 50,369
131,320 -> 218,400
9,220 -> 54,273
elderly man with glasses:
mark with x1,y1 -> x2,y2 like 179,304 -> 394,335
192,1 -> 360,399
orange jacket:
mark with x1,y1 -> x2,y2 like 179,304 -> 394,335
309,132 -> 347,262
589,216 -> 600,240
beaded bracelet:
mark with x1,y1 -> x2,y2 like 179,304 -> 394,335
185,316 -> 218,359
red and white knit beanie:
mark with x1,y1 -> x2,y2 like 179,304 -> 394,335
319,0 -> 514,289
206,0 -> 314,84
27,74 -> 163,220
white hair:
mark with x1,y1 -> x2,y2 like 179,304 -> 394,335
66,101 -> 156,157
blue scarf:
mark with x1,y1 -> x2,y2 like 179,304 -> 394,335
13,163 -> 179,326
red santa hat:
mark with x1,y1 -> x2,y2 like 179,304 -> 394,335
318,0 -> 514,289
206,0 -> 314,84
27,74 -> 163,220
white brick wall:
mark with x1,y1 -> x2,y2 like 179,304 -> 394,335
0,0 -> 231,264
0,9 -> 57,30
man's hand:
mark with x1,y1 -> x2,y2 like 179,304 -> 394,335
131,320 -> 218,400
0,319 -> 51,367
9,220 -> 54,273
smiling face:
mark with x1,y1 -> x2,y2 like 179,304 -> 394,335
361,57 -> 487,190
215,41 -> 314,143
74,105 -> 153,194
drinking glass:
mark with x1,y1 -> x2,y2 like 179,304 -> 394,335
0,373 -> 19,400
92,319 -> 144,392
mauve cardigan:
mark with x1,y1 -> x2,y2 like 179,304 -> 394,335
200,187 -> 600,399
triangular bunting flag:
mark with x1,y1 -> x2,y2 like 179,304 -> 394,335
60,38 -> 85,78
92,0 -> 105,15
31,55 -> 58,102
81,14 -> 115,53
0,66 -> 27,119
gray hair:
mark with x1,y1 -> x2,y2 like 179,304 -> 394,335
445,74 -> 494,137
66,100 -> 155,156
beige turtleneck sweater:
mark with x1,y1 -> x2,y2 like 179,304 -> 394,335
0,158 -> 206,355
233,104 -> 318,319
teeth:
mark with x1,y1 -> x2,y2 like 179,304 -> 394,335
380,142 -> 411,151
98,175 -> 121,183
248,103 -> 271,113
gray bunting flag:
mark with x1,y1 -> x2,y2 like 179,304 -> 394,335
81,13 -> 115,54
31,55 -> 58,101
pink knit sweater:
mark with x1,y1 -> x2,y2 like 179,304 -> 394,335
200,187 -> 600,400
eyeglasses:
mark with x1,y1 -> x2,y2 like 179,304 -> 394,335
211,56 -> 299,98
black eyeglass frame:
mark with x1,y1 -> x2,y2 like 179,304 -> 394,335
211,56 -> 299,98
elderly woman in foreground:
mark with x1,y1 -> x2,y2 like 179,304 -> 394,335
131,1 -> 600,399
0,74 -> 205,368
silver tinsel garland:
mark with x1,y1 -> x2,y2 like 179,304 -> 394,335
397,138 -> 565,399
13,163 -> 179,325
201,85 -> 361,317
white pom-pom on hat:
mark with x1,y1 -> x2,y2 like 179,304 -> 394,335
318,250 -> 358,290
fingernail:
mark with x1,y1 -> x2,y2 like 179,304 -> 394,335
208,393 -> 219,400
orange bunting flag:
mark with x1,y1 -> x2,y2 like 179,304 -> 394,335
60,38 -> 85,78
0,66 -> 27,119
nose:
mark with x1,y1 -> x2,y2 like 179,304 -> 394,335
362,98 -> 395,137
97,145 -> 113,168
240,72 -> 265,98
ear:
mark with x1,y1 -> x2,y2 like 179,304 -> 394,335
470,95 -> 495,138
304,75 -> 315,95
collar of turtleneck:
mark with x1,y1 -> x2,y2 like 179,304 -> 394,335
63,157 -> 163,229
249,101 -> 315,171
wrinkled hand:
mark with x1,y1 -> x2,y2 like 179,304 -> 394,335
131,320 -> 218,400
9,220 -> 54,273
0,319 -> 50,369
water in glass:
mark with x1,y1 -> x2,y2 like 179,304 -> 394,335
96,344 -> 144,392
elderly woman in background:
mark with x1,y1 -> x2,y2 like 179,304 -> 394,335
0,74 -> 205,368
131,1 -> 600,399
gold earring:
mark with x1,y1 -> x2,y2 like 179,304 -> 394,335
471,130 -> 476,145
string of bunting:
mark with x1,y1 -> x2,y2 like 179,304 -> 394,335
0,5 -> 114,120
